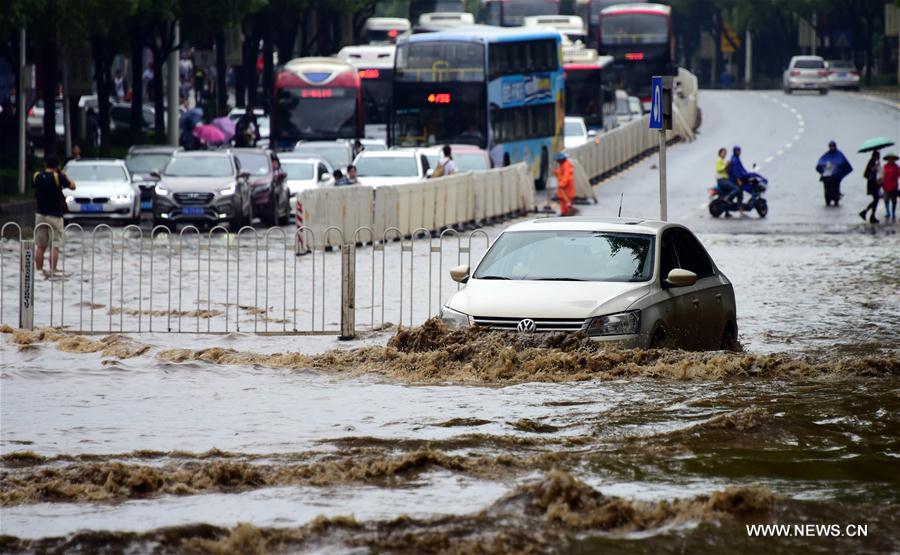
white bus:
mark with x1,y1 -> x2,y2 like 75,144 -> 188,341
337,45 -> 396,139
361,17 -> 411,44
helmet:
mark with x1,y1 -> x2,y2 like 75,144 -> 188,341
555,152 -> 568,161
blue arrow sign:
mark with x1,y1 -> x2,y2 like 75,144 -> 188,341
649,76 -> 663,129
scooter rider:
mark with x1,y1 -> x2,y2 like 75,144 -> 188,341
715,147 -> 741,217
727,146 -> 748,217
816,140 -> 853,207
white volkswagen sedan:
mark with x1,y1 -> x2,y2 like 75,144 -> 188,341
63,159 -> 140,225
440,218 -> 738,350
354,150 -> 429,187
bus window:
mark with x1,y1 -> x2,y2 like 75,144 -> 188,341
600,13 -> 668,45
396,41 -> 485,82
275,87 -> 358,142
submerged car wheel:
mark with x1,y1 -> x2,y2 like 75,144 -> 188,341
721,322 -> 740,352
708,199 -> 726,218
649,327 -> 667,349
755,198 -> 769,218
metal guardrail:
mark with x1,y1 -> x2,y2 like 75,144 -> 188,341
0,222 -> 490,337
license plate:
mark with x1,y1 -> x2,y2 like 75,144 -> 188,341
838,72 -> 848,78
82,204 -> 103,213
140,201 -> 152,210
182,207 -> 205,216
803,83 -> 816,88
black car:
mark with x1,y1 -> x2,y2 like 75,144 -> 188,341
232,148 -> 291,226
125,145 -> 182,211
152,151 -> 253,231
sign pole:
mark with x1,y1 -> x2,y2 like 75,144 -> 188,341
658,130 -> 667,221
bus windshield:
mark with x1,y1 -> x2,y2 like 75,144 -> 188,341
396,41 -> 485,82
275,87 -> 358,142
500,0 -> 559,26
565,68 -> 605,125
361,70 -> 393,124
391,84 -> 486,147
601,13 -> 668,44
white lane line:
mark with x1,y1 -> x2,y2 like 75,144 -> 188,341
764,156 -> 774,163
793,134 -> 801,141
785,143 -> 793,149
698,202 -> 709,209
777,149 -> 785,156
790,108 -> 797,114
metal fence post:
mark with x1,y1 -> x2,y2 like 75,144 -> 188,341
20,239 -> 34,330
340,242 -> 356,339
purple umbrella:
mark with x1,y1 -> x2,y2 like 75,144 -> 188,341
211,117 -> 236,141
192,124 -> 227,145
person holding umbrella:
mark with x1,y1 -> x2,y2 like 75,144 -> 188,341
860,150 -> 882,224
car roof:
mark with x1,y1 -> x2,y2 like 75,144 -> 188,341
172,150 -> 233,158
280,156 -> 323,164
359,150 -> 418,158
231,147 -> 272,155
791,55 -> 824,61
419,144 -> 485,154
66,158 -> 126,166
502,217 -> 673,235
296,141 -> 350,148
128,145 -> 181,155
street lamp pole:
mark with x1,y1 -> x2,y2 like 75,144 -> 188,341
167,22 -> 180,146
18,27 -> 26,195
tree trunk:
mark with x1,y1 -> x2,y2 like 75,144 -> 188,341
129,21 -> 144,145
41,40 -> 59,157
243,31 -> 258,108
91,36 -> 112,157
152,48 -> 166,142
215,32 -> 227,116
262,24 -> 274,113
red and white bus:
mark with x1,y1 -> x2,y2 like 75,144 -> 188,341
478,0 -> 559,27
271,57 -> 363,149
575,0 -> 639,46
563,47 -> 617,131
597,3 -> 674,106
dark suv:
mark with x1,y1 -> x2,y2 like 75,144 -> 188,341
232,148 -> 291,226
152,151 -> 252,231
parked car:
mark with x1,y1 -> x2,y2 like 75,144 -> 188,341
357,138 -> 388,152
227,108 -> 270,142
279,156 -> 335,198
294,140 -> 354,173
26,99 -> 64,139
439,217 -> 738,351
564,116 -> 590,149
232,148 -> 291,226
125,145 -> 182,211
783,56 -> 829,94
421,145 -> 492,174
62,159 -> 140,225
627,96 -> 644,119
152,151 -> 252,231
825,60 -> 860,90
354,150 -> 430,186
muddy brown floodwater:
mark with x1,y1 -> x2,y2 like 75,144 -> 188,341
1,228 -> 899,554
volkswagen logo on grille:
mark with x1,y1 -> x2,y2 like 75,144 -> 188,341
516,319 -> 536,333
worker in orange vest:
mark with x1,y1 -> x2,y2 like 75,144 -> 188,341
554,152 -> 576,216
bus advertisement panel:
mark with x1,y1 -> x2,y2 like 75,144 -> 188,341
479,0 -> 559,27
391,27 -> 564,188
271,57 -> 363,149
598,3 -> 674,104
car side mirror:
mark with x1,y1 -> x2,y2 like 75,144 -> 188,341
238,171 -> 250,180
587,130 -> 598,138
665,268 -> 698,287
450,264 -> 470,283
426,169 -> 434,178
149,171 -> 161,179
319,173 -> 330,182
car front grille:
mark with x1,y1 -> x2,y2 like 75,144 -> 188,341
173,192 -> 215,205
74,197 -> 108,204
472,316 -> 587,332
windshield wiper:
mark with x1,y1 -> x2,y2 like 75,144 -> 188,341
475,275 -> 510,280
535,277 -> 587,281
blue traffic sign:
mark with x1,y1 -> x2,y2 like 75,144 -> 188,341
649,76 -> 663,129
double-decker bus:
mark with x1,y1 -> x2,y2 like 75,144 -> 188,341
563,47 -> 616,130
271,57 -> 363,149
390,26 -> 564,188
478,0 -> 559,27
337,45 -> 395,140
598,3 -> 674,105
575,0 -> 639,45
409,0 -> 465,25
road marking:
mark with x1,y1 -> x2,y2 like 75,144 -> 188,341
793,134 -> 801,141
764,156 -> 774,163
790,108 -> 797,114
777,149 -> 785,156
698,202 -> 709,209
785,142 -> 793,149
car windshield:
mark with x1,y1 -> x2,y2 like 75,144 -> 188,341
474,230 -> 654,282
164,156 -> 233,177
64,165 -> 127,182
125,153 -> 171,174
295,145 -> 350,169
235,153 -> 270,175
456,152 -> 489,171
794,59 -> 824,69
628,98 -> 642,114
356,155 -> 418,177
282,162 -> 314,180
564,121 -> 584,137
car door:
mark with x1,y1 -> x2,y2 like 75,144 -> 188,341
657,230 -> 695,348
669,228 -> 723,349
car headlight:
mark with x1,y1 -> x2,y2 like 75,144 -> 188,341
220,183 -> 237,196
439,305 -> 470,328
585,310 -> 640,336
65,195 -> 74,202
155,185 -> 169,196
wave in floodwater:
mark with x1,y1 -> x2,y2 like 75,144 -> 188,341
7,319 -> 896,384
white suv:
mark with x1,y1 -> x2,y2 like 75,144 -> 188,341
783,56 -> 828,95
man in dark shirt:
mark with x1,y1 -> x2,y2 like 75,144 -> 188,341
33,155 -> 75,277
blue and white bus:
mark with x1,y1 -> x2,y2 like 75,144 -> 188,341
390,26 -> 564,189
